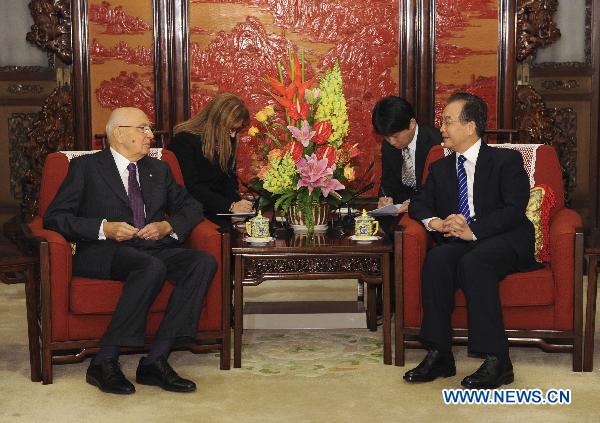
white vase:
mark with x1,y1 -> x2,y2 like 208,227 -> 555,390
286,202 -> 330,233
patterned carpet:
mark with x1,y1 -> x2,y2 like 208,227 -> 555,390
238,330 -> 383,377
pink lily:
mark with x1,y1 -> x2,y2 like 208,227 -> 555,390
296,154 -> 345,197
287,121 -> 315,147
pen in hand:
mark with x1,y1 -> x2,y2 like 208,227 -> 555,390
379,187 -> 393,208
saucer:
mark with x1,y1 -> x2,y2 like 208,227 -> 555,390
349,235 -> 381,243
244,236 -> 274,244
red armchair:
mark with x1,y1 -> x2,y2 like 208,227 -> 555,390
394,144 -> 585,371
26,149 -> 231,384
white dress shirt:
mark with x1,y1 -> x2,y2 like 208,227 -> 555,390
403,124 -> 419,186
98,148 -> 144,240
423,139 -> 482,241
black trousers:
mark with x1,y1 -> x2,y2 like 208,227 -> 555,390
97,245 -> 217,347
420,236 -> 518,357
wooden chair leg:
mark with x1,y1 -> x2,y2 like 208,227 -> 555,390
220,332 -> 231,370
583,255 -> 598,371
42,347 -> 53,385
395,332 -> 405,367
24,266 -> 41,382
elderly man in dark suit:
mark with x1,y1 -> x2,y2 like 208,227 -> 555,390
406,93 -> 537,389
44,107 -> 216,395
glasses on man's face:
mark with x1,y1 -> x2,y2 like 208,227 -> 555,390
118,125 -> 154,134
441,117 -> 460,127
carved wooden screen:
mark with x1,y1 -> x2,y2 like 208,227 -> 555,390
433,0 -> 500,128
87,0 -> 156,148
185,0 -> 399,189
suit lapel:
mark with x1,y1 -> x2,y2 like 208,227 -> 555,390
473,142 -> 492,217
97,148 -> 129,206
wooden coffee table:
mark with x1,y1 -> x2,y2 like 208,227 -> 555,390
228,230 -> 392,368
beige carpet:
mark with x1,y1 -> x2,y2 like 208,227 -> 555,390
1,282 -> 599,423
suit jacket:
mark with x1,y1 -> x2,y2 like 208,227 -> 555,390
379,124 -> 442,204
409,142 -> 537,271
168,132 -> 241,225
43,148 -> 204,279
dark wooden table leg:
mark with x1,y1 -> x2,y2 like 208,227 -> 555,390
394,229 -> 404,366
24,265 -> 42,382
233,255 -> 243,368
367,282 -> 377,331
584,256 -> 598,371
382,253 -> 391,365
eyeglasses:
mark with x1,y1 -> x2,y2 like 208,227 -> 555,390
441,117 -> 461,126
118,125 -> 154,134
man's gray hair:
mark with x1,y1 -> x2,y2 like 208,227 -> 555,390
105,107 -> 142,144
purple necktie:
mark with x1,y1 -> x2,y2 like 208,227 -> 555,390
127,162 -> 145,229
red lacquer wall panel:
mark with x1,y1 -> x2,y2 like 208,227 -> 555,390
434,0 -> 498,128
188,0 -> 399,189
88,1 -> 155,148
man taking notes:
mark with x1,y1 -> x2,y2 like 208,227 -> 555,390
371,96 -> 441,320
372,96 -> 442,214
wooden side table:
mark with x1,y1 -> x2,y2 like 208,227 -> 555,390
0,233 -> 41,382
229,231 -> 393,368
584,247 -> 599,371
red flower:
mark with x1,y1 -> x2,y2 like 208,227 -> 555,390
286,98 -> 309,121
313,120 -> 332,145
283,141 -> 304,163
316,144 -> 336,167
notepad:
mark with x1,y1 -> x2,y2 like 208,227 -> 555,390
215,212 -> 256,217
368,204 -> 404,216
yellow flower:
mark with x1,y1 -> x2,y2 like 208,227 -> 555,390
248,126 -> 259,137
263,105 -> 275,117
343,166 -> 355,182
255,110 -> 268,123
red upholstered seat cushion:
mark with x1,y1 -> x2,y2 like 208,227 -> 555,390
70,277 -> 174,315
455,266 -> 554,307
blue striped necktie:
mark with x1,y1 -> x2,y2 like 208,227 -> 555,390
457,155 -> 472,224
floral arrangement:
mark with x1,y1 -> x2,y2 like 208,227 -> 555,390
248,50 -> 359,232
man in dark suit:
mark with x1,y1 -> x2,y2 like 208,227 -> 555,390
44,107 -> 217,395
406,93 -> 537,389
371,96 -> 441,319
373,96 -> 442,213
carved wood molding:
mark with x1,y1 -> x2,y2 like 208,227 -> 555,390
515,85 -> 576,202
21,85 -> 75,219
243,256 -> 382,281
8,113 -> 39,201
540,79 -> 581,91
516,0 -> 561,62
547,107 -> 577,204
26,0 -> 72,64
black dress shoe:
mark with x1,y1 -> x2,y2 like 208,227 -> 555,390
86,359 -> 135,395
461,355 -> 514,389
403,350 -> 456,382
136,356 -> 196,392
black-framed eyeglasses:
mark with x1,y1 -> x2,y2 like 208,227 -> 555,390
118,125 -> 154,134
